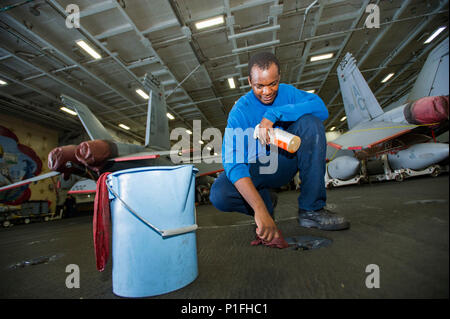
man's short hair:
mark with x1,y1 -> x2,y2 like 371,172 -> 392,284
248,52 -> 280,80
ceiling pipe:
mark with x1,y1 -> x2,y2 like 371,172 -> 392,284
4,15 -> 141,104
269,0 -> 280,55
0,0 -> 34,13
166,0 -> 228,119
165,64 -> 202,100
357,0 -> 413,68
0,93 -> 80,130
293,2 -> 325,85
0,69 -> 144,136
0,44 -> 146,132
45,0 -> 205,132
227,24 -> 280,40
232,39 -> 280,53
166,0 -> 225,125
298,0 -> 318,46
288,0 -> 319,83
114,0 -> 213,127
207,9 -> 448,63
223,0 -> 247,90
0,102 -> 78,132
314,0 -> 372,94
0,14 -> 148,129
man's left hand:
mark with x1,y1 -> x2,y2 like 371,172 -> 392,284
258,118 -> 274,145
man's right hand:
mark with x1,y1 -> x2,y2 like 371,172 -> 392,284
234,177 -> 279,242
254,209 -> 279,242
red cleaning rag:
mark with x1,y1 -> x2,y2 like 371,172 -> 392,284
251,230 -> 289,249
93,172 -> 111,272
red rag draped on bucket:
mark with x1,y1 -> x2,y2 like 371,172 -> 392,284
93,172 -> 112,272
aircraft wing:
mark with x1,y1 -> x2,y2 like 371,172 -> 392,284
0,171 -> 61,192
327,121 -> 421,150
0,154 -> 222,193
193,155 -> 223,177
108,150 -> 186,162
108,151 -> 223,176
67,179 -> 97,194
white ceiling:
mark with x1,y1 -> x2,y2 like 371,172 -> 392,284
0,0 -> 448,143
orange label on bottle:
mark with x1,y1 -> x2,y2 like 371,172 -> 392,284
275,139 -> 288,151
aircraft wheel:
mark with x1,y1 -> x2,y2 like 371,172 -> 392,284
395,174 -> 404,182
431,167 -> 440,177
3,221 -> 10,228
44,216 -> 49,222
195,189 -> 202,204
24,218 -> 31,224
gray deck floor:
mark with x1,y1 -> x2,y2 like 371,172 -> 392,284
0,175 -> 448,299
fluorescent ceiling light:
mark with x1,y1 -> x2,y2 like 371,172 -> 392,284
166,113 -> 175,120
305,89 -> 315,93
424,26 -> 446,44
118,123 -> 130,130
206,146 -> 212,151
136,89 -> 149,99
195,16 -> 224,30
60,106 -> 77,116
214,152 -> 218,156
381,73 -> 395,83
310,53 -> 334,62
186,129 -> 192,135
340,116 -> 347,122
330,126 -> 336,131
0,79 -> 7,85
228,77 -> 236,89
198,140 -> 204,144
76,40 -> 101,60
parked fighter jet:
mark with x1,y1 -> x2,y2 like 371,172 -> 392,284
325,38 -> 449,187
0,76 -> 223,198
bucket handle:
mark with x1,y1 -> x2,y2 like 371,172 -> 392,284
106,180 -> 198,238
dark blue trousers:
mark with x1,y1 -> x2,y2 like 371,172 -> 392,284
210,114 -> 327,216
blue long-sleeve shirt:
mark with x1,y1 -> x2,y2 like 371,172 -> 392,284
222,83 -> 328,184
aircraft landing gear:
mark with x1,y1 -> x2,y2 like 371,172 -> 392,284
431,166 -> 441,177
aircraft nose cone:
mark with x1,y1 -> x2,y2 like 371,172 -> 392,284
432,142 -> 449,159
327,155 -> 361,180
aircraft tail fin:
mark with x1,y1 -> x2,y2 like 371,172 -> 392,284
337,53 -> 384,129
142,74 -> 170,151
408,38 -> 449,100
61,95 -> 114,141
